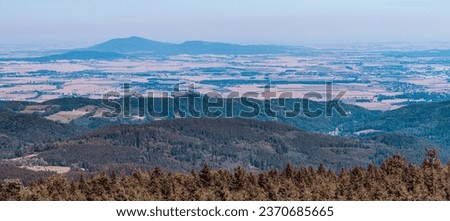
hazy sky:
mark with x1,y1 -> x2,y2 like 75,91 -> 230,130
1,0 -> 450,47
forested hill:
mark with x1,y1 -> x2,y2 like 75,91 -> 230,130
38,118 -> 393,171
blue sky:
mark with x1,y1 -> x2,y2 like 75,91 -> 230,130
1,0 -> 450,47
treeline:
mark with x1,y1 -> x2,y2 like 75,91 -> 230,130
1,149 -> 450,201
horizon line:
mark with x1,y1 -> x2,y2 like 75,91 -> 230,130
2,36 -> 450,51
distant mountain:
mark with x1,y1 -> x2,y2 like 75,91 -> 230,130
87,36 -> 174,54
86,36 -> 310,55
0,36 -> 310,61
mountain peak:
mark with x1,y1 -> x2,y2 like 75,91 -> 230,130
118,36 -> 157,42
87,36 -> 172,53
128,36 -> 144,39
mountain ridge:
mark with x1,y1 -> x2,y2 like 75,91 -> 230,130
0,36 -> 311,61
85,36 -> 310,55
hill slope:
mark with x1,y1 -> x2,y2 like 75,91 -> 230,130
38,118 -> 392,171
0,108 -> 83,158
348,100 -> 450,152
88,36 -> 175,54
